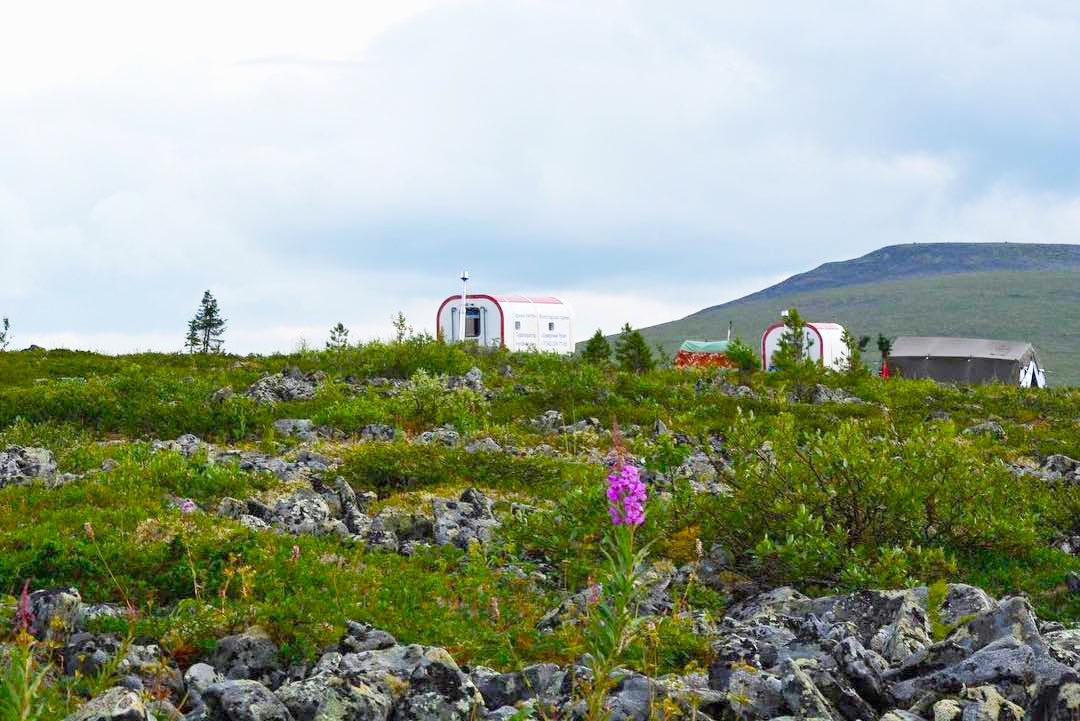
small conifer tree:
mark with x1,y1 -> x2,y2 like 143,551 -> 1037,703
0,317 -> 9,351
582,329 -> 611,364
771,308 -> 813,370
841,328 -> 871,376
185,290 -> 227,354
614,323 -> 654,373
725,338 -> 758,381
327,322 -> 350,350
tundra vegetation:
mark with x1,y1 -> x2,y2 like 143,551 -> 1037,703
1,327 -> 1080,717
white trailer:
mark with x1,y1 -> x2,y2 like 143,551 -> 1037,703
436,294 -> 575,354
761,321 -> 849,371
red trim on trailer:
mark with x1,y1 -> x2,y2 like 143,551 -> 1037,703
760,321 -> 826,370
436,294 -> 507,348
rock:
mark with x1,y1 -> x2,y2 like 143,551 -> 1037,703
810,384 -> 861,405
336,478 -> 372,536
211,386 -> 235,403
0,446 -> 58,486
340,621 -> 398,653
1067,572 -> 1080,595
208,628 -> 282,685
531,411 -> 564,434
652,419 -> 670,437
1045,628 -> 1080,668
63,686 -> 149,721
274,674 -> 392,721
313,644 -> 482,721
63,632 -> 122,676
464,437 -> 502,454
1043,454 -> 1080,482
961,421 -> 1007,441
203,679 -> 294,721
28,587 -> 82,641
272,490 -> 338,537
936,583 -> 998,627
778,659 -> 844,720
273,419 -> 317,442
246,372 -> 318,404
417,426 -> 461,447
218,497 -> 248,519
1029,671 -> 1080,720
359,425 -> 396,442
831,636 -> 887,707
890,638 -> 1036,707
432,489 -> 499,550
606,672 -> 661,721
186,662 -> 224,694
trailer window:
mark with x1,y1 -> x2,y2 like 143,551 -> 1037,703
548,322 -> 555,331
515,321 -> 521,330
465,307 -> 481,339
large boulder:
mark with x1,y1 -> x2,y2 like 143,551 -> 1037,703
63,686 -> 149,721
203,679 -> 294,721
246,370 -> 319,404
0,446 -> 57,486
209,628 -> 283,686
274,674 -> 393,721
432,489 -> 499,550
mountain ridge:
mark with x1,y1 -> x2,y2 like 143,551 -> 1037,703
622,242 -> 1080,386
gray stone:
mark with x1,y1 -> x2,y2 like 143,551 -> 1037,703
1066,572 -> 1080,595
1045,628 -> 1080,668
0,445 -> 58,486
464,437 -> 502,454
203,679 -> 294,721
1029,671 -> 1080,720
246,373 -> 318,404
28,586 -> 82,640
832,636 -> 887,707
890,639 -> 1036,707
531,411 -> 564,434
209,628 -> 282,685
340,621 -> 398,653
606,673 -> 661,721
359,425 -> 396,442
432,489 -> 499,550
186,662 -> 224,694
961,421 -> 1007,441
62,686 -> 149,721
273,419 -> 317,442
417,426 -> 461,447
274,674 -> 392,721
272,490 -> 334,536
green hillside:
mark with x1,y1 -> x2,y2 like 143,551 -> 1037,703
630,244 -> 1080,386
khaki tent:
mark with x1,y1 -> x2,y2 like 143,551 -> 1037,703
889,336 -> 1046,387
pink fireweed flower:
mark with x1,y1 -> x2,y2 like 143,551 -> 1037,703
14,580 -> 34,634
179,499 -> 197,514
606,464 -> 646,526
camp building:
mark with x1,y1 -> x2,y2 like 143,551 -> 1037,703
889,336 -> 1046,388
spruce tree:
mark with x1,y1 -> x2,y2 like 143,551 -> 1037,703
614,323 -> 654,373
185,290 -> 227,354
582,329 -> 611,364
0,317 -> 8,351
725,338 -> 758,381
771,308 -> 813,370
327,322 -> 350,350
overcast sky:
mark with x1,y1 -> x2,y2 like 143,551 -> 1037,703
3,1 -> 1080,353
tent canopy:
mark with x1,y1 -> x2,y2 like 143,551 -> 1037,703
678,340 -> 732,353
889,336 -> 1044,386
890,337 -> 1036,361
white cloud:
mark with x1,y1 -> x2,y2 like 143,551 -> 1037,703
2,1 -> 1080,353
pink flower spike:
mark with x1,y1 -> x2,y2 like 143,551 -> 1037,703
179,499 -> 197,514
606,463 -> 647,526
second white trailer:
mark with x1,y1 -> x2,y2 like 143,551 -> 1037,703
761,321 -> 849,370
436,294 -> 575,354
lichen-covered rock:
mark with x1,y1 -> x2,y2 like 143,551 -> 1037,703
0,446 -> 58,486
961,421 -> 1007,440
28,586 -> 82,641
209,628 -> 282,685
63,686 -> 148,721
272,490 -> 338,537
273,419 -> 317,442
432,489 -> 499,550
274,674 -> 392,721
203,679 -> 294,721
246,370 -> 318,404
340,621 -> 398,654
1030,671 -> 1080,720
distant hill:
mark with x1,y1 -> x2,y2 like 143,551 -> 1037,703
617,243 -> 1080,386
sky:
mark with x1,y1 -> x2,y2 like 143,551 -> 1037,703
3,1 -> 1080,353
